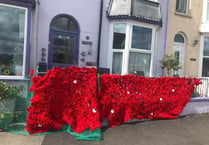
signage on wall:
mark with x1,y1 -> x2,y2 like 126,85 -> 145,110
82,41 -> 92,45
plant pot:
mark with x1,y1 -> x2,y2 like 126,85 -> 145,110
0,115 -> 13,130
0,98 -> 16,113
0,98 -> 16,130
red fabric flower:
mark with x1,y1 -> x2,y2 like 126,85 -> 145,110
27,67 -> 200,134
99,75 -> 201,127
27,67 -> 101,134
29,69 -> 35,76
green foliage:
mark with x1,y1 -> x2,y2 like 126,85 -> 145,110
160,55 -> 181,76
0,81 -> 23,100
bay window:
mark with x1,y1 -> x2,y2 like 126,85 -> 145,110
111,23 -> 154,77
0,4 -> 27,78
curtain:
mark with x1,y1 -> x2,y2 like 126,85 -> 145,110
112,52 -> 123,74
128,52 -> 151,77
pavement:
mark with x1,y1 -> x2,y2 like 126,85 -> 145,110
0,113 -> 209,145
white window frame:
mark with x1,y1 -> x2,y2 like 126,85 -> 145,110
108,21 -> 156,77
202,0 -> 209,22
0,4 -> 28,80
175,0 -> 189,15
199,35 -> 209,78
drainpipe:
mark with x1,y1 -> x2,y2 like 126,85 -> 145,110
97,0 -> 103,69
164,0 -> 170,55
97,0 -> 104,91
33,0 -> 40,76
161,0 -> 170,76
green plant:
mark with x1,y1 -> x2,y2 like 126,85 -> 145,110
160,55 -> 181,76
0,81 -> 23,101
0,112 -> 14,119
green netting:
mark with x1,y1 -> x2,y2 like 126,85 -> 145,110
0,76 -> 101,141
67,126 -> 101,141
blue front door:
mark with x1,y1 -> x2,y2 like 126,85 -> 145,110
48,14 -> 79,70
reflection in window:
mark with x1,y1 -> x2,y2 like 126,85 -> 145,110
202,58 -> 209,77
51,17 -> 78,32
131,25 -> 152,50
113,24 -> 126,49
176,0 -> 188,14
0,5 -> 26,76
52,35 -> 75,64
204,37 -> 209,56
112,52 -> 122,74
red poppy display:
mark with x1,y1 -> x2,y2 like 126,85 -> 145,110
99,74 -> 200,127
26,67 -> 200,134
27,67 -> 101,134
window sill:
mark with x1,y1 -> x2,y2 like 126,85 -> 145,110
0,76 -> 30,81
175,12 -> 192,18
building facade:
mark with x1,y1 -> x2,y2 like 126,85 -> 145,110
166,0 -> 203,77
0,0 -> 169,80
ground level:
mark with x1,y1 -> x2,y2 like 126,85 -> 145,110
0,113 -> 208,145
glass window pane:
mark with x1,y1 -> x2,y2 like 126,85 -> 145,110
0,5 -> 26,76
207,0 -> 209,20
204,37 -> 209,56
52,35 -> 75,64
131,25 -> 152,50
113,24 -> 126,49
176,0 -> 187,14
128,52 -> 151,77
174,34 -> 184,43
202,58 -> 209,77
112,52 -> 123,74
51,17 -> 78,32
174,51 -> 180,63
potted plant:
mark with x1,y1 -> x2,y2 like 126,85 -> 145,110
0,81 -> 23,130
160,55 -> 181,76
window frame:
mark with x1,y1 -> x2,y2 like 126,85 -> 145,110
175,0 -> 189,15
202,0 -> 209,22
108,21 -> 156,77
0,3 -> 28,80
200,36 -> 209,78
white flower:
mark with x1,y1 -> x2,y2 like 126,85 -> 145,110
150,112 -> 153,116
37,124 -> 42,127
73,80 -> 77,84
92,108 -> 97,113
127,91 -> 130,95
111,109 -> 114,114
172,89 -> 175,92
160,98 -> 163,101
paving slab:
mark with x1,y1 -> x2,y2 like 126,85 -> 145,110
0,132 -> 45,145
42,113 -> 209,145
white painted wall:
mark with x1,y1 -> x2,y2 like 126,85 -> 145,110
37,0 -> 101,68
35,0 -> 168,75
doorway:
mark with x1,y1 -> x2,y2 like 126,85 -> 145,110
48,14 -> 79,69
173,33 -> 185,76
